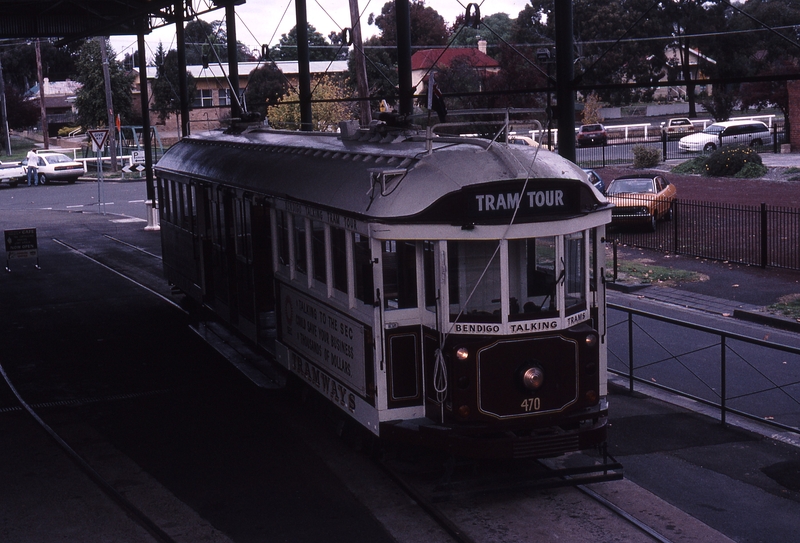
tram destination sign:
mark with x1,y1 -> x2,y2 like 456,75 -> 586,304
463,181 -> 582,221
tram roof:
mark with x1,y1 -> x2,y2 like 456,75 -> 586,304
155,126 -> 607,223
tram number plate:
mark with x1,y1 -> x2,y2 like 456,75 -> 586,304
521,398 -> 541,412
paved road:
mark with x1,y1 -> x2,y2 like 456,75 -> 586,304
0,178 -> 150,220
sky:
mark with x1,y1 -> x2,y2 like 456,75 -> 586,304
108,0 -> 532,62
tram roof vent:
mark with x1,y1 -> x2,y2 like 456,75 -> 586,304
368,168 -> 407,196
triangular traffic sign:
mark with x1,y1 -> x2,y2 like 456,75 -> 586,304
88,129 -> 109,151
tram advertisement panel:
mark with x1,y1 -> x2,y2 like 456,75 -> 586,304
279,285 -> 367,396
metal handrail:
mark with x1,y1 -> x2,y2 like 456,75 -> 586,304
607,302 -> 800,433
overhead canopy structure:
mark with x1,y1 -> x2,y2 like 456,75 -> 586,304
0,0 -> 242,43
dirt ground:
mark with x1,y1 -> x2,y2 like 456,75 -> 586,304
600,165 -> 800,208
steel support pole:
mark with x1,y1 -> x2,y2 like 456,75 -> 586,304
554,0 -> 575,162
295,0 -> 313,131
138,19 -> 159,231
396,0 -> 413,117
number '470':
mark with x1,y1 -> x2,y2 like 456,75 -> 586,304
521,398 -> 541,412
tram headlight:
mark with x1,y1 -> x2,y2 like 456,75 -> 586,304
585,334 -> 598,348
522,366 -> 544,391
456,347 -> 470,360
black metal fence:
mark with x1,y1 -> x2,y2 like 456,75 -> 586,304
611,199 -> 800,271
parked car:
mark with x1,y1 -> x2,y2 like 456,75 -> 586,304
661,117 -> 697,140
582,168 -> 606,194
678,120 -> 772,153
0,161 -> 25,187
508,134 -> 555,150
576,123 -> 608,147
605,173 -> 677,231
21,151 -> 86,184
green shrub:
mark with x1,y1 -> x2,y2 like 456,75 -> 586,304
57,126 -> 82,137
703,145 -> 762,177
632,144 -> 661,168
734,162 -> 768,178
672,157 -> 705,175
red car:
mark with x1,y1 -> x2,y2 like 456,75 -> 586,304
576,124 -> 608,147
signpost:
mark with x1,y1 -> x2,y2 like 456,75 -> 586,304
4,228 -> 39,271
88,129 -> 109,215
122,150 -> 146,177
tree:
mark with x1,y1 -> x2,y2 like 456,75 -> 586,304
0,39 -> 82,94
74,38 -> 135,128
244,64 -> 289,117
271,24 -> 337,61
449,12 -> 513,55
4,86 -> 39,129
150,43 -> 197,124
368,0 -> 448,46
268,77 -> 355,131
184,19 -> 256,65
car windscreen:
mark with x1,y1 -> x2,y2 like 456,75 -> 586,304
607,178 -> 654,195
703,125 -> 723,135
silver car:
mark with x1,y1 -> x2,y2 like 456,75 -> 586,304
678,120 -> 772,153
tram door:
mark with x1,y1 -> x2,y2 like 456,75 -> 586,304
202,186 -> 235,323
381,240 -> 437,411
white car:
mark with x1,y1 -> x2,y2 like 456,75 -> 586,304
0,161 -> 26,187
678,120 -> 772,153
21,151 -> 86,184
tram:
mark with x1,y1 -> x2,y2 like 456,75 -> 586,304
155,118 -> 613,459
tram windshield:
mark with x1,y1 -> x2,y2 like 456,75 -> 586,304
448,240 -> 502,323
447,235 -> 584,324
508,237 -> 557,320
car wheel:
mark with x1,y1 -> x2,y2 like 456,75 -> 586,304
9,181 -> 18,187
38,173 -> 47,185
703,142 -> 716,153
67,178 -> 76,184
750,139 -> 763,147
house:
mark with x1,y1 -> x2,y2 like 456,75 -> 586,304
25,78 -> 81,135
653,45 -> 716,102
139,60 -> 349,134
410,41 -> 499,92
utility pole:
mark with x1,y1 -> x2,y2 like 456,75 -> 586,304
98,36 -> 118,172
34,39 -> 49,149
349,0 -> 371,126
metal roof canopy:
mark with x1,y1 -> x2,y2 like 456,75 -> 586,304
0,0 -> 243,44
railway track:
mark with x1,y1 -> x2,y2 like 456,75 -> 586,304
8,230 -> 732,543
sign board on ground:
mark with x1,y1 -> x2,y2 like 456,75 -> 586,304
4,228 -> 37,260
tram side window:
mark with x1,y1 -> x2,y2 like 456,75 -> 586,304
331,226 -> 347,294
565,232 -> 587,314
234,199 -> 252,260
382,240 -> 417,310
293,216 -> 307,274
276,210 -> 290,268
353,233 -> 373,305
507,238 -> 557,320
424,241 -> 436,310
159,178 -> 170,223
448,240 -> 501,323
312,220 -> 326,285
